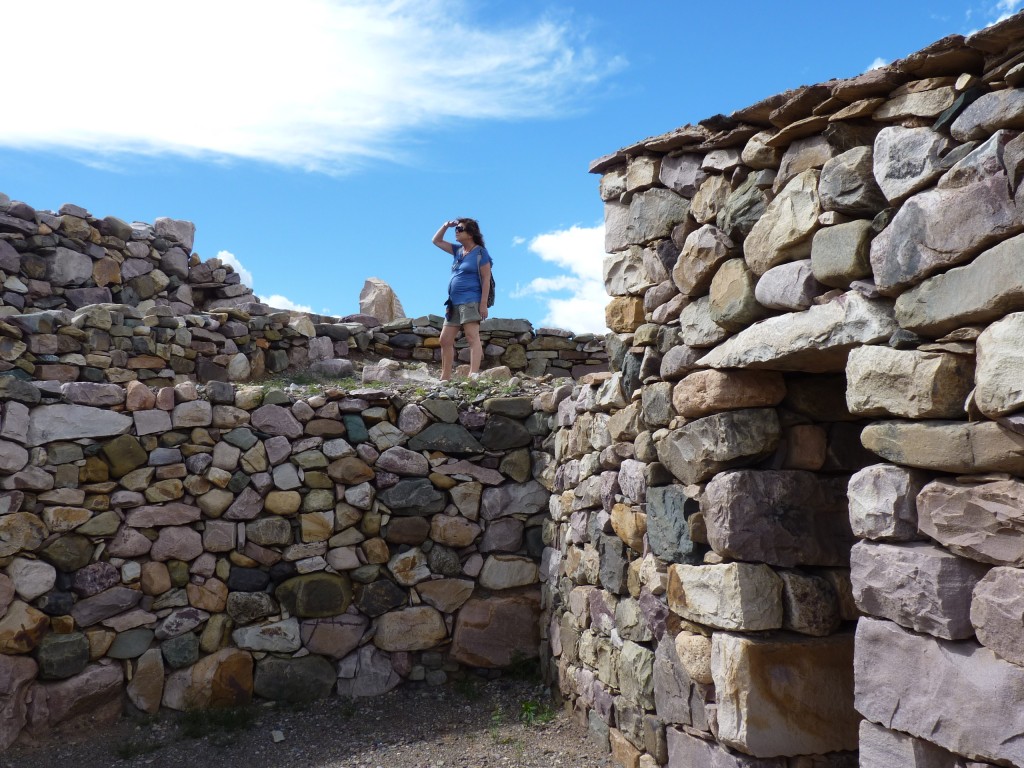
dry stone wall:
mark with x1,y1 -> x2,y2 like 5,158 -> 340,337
557,13 -> 1024,768
0,193 -> 607,386
0,374 -> 558,748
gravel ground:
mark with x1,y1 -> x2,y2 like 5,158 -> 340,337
3,679 -> 611,768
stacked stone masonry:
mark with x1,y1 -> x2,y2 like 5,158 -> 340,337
0,192 -> 607,386
0,373 -> 566,748
552,13 -> 1024,768
7,12 -> 1024,766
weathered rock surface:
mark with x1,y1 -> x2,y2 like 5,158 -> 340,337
162,647 -> 253,710
672,224 -> 734,297
672,370 -> 785,419
848,464 -> 929,541
974,312 -> 1024,418
336,645 -> 401,698
917,478 -> 1024,566
704,470 -> 853,567
810,220 -> 874,288
872,126 -> 957,203
666,727 -> 787,768
858,720 -> 967,768
657,408 -> 780,485
645,485 -> 701,565
743,169 -> 821,276
667,563 -> 783,631
855,617 -> 1024,766
870,133 -> 1022,294
753,259 -> 825,310
713,631 -> 858,758
845,346 -> 973,419
27,404 -> 132,446
606,189 -> 690,252
950,87 -> 1024,141
374,606 -> 447,652
818,146 -> 886,215
358,277 -> 405,324
708,258 -> 768,331
971,566 -> 1024,666
450,594 -> 541,668
851,540 -> 989,639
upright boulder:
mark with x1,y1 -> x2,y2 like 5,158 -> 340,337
358,278 -> 405,324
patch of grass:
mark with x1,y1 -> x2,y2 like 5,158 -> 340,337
488,705 -> 514,745
179,704 -> 258,740
518,699 -> 555,727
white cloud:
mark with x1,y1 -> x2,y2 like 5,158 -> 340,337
516,223 -> 608,334
511,236 -> 526,247
866,57 -> 888,72
997,0 -> 1024,13
216,250 -> 254,288
257,294 -> 315,314
0,0 -> 622,172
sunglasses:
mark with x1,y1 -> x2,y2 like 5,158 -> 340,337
455,225 -> 466,232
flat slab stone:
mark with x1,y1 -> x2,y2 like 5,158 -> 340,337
851,540 -> 989,639
861,420 -> 1024,475
69,586 -> 143,627
27,404 -> 132,446
894,232 -> 1024,336
480,480 -> 548,520
713,631 -> 858,758
232,617 -> 301,653
705,470 -> 853,567
855,617 -> 1024,766
406,423 -> 484,455
697,292 -> 897,372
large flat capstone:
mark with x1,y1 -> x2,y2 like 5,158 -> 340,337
27,404 -> 133,446
697,292 -> 897,372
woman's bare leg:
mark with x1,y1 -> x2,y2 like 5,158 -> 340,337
464,322 -> 483,375
439,325 -> 460,380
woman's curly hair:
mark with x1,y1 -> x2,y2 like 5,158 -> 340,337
457,218 -> 485,247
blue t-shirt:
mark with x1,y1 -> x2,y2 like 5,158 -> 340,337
448,244 -> 492,305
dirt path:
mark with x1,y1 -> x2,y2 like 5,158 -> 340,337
3,679 -> 612,768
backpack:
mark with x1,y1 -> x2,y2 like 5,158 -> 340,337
477,249 -> 496,308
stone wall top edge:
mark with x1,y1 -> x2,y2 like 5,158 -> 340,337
589,11 -> 1024,171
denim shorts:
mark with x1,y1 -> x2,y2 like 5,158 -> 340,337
444,302 -> 482,327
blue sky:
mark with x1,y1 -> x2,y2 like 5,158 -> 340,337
2,0 -> 1020,332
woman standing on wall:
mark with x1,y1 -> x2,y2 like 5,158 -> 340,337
431,218 -> 492,380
